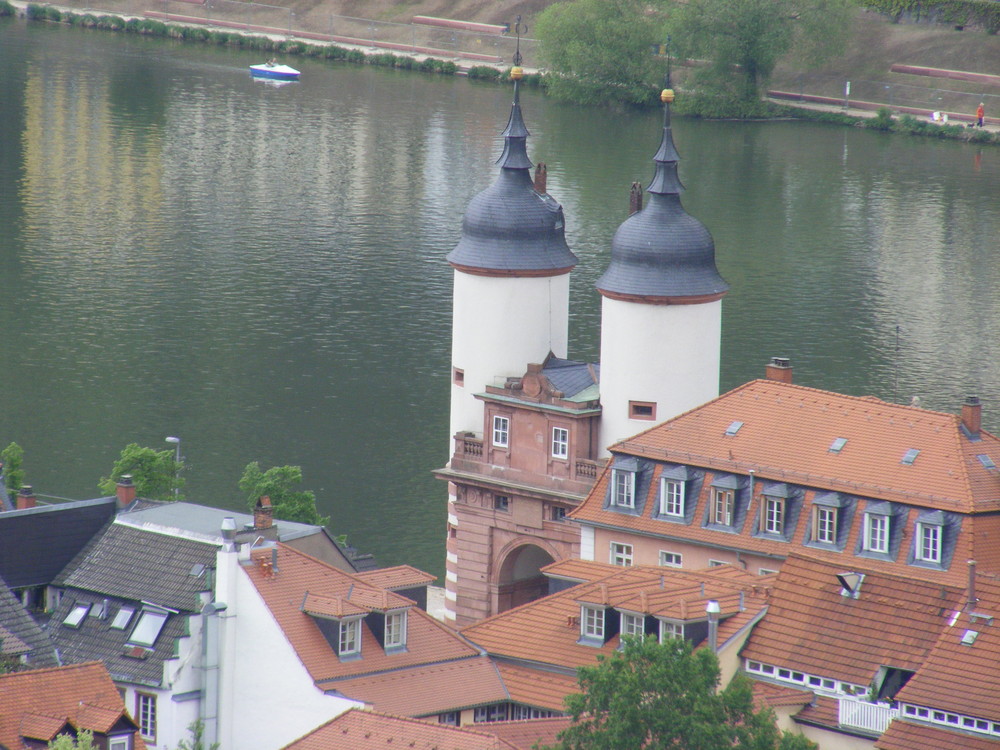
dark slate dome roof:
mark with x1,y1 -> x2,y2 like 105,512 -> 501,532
596,107 -> 728,300
447,82 -> 577,274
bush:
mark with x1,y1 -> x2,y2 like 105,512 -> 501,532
467,66 -> 502,81
0,0 -> 14,16
865,106 -> 894,131
367,52 -> 399,67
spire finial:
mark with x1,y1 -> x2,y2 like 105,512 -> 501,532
498,15 -> 531,170
513,14 -> 524,68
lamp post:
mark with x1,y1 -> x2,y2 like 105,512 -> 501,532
165,436 -> 181,499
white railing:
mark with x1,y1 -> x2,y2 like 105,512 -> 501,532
839,698 -> 899,735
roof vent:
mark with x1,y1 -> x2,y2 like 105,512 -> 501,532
836,572 -> 865,599
221,517 -> 238,541
724,421 -> 744,436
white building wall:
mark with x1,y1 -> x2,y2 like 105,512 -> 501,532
215,548 -> 363,750
449,271 -> 570,451
579,525 -> 595,561
598,297 -> 722,455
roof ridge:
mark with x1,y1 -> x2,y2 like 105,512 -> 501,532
0,660 -> 106,682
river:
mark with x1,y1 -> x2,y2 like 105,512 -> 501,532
1,18 -> 998,576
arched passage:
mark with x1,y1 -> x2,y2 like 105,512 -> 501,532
495,544 -> 555,613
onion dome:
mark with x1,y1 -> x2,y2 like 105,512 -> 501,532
447,70 -> 577,276
596,88 -> 728,302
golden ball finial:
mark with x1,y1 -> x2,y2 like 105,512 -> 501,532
511,66 -> 524,81
661,88 -> 675,103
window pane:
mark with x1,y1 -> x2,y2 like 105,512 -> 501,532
129,611 -> 168,647
815,507 -> 836,544
660,480 -> 684,516
764,497 -> 783,534
613,470 -> 635,508
492,416 -> 509,447
551,427 -> 569,458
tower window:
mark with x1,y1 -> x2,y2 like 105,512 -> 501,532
492,415 -> 510,447
453,367 -> 464,386
552,427 -> 569,458
629,401 -> 656,420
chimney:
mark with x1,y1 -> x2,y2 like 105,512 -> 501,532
116,475 -> 136,508
16,485 -> 36,510
254,496 -> 274,530
765,357 -> 793,383
962,396 -> 982,438
533,162 -> 547,194
967,560 -> 979,612
628,181 -> 643,216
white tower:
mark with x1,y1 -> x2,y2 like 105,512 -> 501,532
596,88 -> 729,454
446,68 -> 577,452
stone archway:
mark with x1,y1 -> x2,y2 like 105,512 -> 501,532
495,543 -> 556,614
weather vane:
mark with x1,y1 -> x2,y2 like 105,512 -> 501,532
513,15 -> 526,68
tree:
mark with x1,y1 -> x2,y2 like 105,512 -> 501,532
669,0 -> 855,102
535,0 -> 665,106
98,443 -> 183,501
175,719 -> 220,750
1,441 -> 25,494
238,462 -> 329,526
49,730 -> 95,750
547,636 -> 817,750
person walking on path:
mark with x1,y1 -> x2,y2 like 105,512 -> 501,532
977,102 -> 985,127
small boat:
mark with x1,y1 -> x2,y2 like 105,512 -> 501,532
249,61 -> 300,81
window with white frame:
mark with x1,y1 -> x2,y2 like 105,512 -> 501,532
581,606 -> 605,639
659,550 -> 682,568
916,522 -> 942,563
620,612 -> 644,637
610,542 -> 633,566
384,610 -> 407,649
763,496 -> 784,534
659,479 -> 684,517
438,711 -> 459,725
136,693 -> 156,741
814,505 -> 837,544
109,736 -> 131,750
659,620 -> 683,642
474,704 -> 509,723
711,488 -> 734,525
492,415 -> 509,447
339,617 -> 361,656
611,469 -> 636,509
551,427 -> 569,459
863,512 -> 889,553
127,609 -> 168,647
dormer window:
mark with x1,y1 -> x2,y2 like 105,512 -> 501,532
814,505 -> 837,544
913,509 -> 947,566
863,511 -> 889,554
712,487 -> 734,525
611,469 -> 635,509
763,496 -> 785,534
620,611 -> 644,637
384,610 -> 407,650
659,620 -> 683,643
660,479 -> 684,517
492,415 -> 510,448
581,606 -> 605,640
339,617 -> 362,656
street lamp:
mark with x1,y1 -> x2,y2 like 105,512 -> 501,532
165,436 -> 181,499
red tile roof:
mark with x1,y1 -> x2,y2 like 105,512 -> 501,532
486,717 -> 573,749
462,563 -> 769,671
571,379 -> 1000,586
741,553 -> 965,687
246,544 -> 479,684
281,708 -> 518,750
894,575 -> 1000,721
492,661 -> 578,712
876,719 -> 1000,750
354,565 -> 437,590
0,662 -> 143,749
327,656 -> 509,717
750,680 -> 814,709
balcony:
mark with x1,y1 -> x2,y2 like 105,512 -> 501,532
838,698 -> 899,736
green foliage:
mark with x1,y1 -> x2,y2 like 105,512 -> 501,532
1,442 -> 25,494
49,730 -> 95,750
26,4 -> 62,21
547,636 -> 817,750
0,1 -> 14,16
98,443 -> 183,501
174,720 -> 220,750
535,0 -> 663,106
670,0 -> 854,102
673,90 -> 781,118
239,462 -> 329,526
868,106 -> 895,130
467,65 -> 503,81
863,0 -> 1000,33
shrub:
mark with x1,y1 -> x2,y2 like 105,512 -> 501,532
367,52 -> 399,67
345,49 -> 365,64
0,1 -> 14,16
866,106 -> 894,131
467,66 -> 502,81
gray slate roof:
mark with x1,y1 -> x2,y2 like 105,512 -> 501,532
542,358 -> 600,401
596,112 -> 728,300
447,81 -> 577,274
0,497 -> 118,588
54,522 -> 217,612
0,573 -> 58,667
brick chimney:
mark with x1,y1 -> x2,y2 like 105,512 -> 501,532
628,181 -> 643,216
962,396 -> 982,438
764,357 -> 793,383
16,485 -> 36,510
254,496 -> 274,530
533,162 -> 547,194
116,475 -> 136,508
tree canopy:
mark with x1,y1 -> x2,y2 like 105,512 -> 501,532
669,0 -> 855,102
535,0 -> 664,106
49,731 -> 95,750
547,636 -> 818,750
1,441 -> 25,494
238,462 -> 329,526
98,443 -> 183,501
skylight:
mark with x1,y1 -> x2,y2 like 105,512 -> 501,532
128,610 -> 169,647
829,438 -> 848,453
961,629 -> 979,645
63,603 -> 91,629
978,454 -> 997,470
901,448 -> 920,465
725,421 -> 744,436
111,606 -> 135,630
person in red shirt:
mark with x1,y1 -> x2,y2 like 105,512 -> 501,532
976,102 -> 985,127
